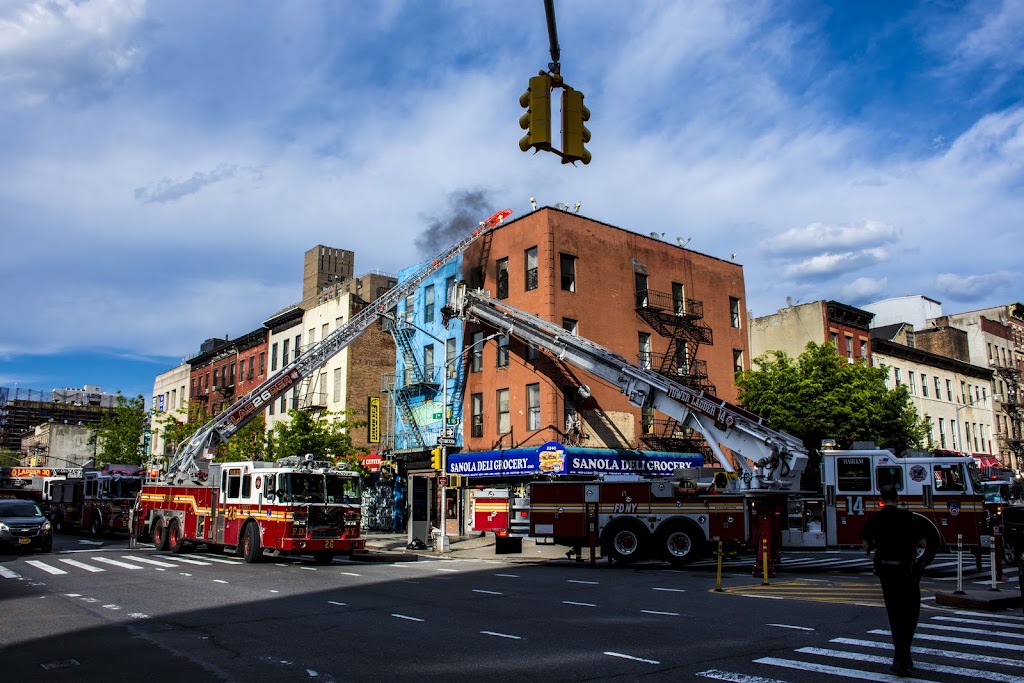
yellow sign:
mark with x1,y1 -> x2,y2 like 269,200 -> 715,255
368,397 -> 381,444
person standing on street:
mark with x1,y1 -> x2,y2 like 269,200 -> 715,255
861,484 -> 927,677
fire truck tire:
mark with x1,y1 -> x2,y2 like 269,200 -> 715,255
51,513 -> 64,534
312,552 -> 335,566
242,523 -> 262,563
168,520 -> 187,553
915,515 -> 940,568
151,518 -> 169,551
90,515 -> 104,537
658,520 -> 705,567
603,521 -> 648,564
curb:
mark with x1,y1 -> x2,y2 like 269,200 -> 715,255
934,589 -> 1022,612
349,550 -> 419,563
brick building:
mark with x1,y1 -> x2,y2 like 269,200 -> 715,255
748,300 -> 874,366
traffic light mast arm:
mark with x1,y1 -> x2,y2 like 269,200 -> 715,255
544,0 -> 561,75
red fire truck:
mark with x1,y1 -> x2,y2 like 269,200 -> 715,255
135,209 -> 514,564
0,466 -> 79,512
444,285 -> 986,572
49,464 -> 143,535
135,455 -> 363,564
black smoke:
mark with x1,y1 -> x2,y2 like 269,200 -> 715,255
414,188 -> 494,258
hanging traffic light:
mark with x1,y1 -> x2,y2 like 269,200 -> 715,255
560,86 -> 591,165
430,447 -> 443,471
519,72 -> 552,153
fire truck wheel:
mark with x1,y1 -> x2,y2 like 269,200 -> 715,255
1004,540 -> 1019,566
914,516 -> 940,567
168,520 -> 187,553
242,523 -> 262,563
603,521 -> 648,564
151,518 -> 169,551
51,513 -> 64,534
90,516 -> 104,538
312,552 -> 335,566
658,521 -> 704,567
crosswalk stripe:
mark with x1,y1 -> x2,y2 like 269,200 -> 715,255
695,670 -> 788,683
189,555 -> 242,565
871,629 -> 1024,652
916,622 -> 1024,640
755,656 -> 944,682
795,647 -> 1022,682
953,610 -> 1024,622
122,556 -> 178,568
91,557 -> 144,570
932,615 -> 1024,630
0,566 -> 20,579
58,559 -> 105,573
831,637 -> 1024,668
25,560 -> 67,575
153,555 -> 212,566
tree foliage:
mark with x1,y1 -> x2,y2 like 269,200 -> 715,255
152,402 -> 267,464
92,394 -> 148,466
735,342 -> 930,488
270,409 -> 370,476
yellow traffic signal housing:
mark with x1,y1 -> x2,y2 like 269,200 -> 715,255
430,447 -> 443,471
519,72 -> 552,152
560,87 -> 591,165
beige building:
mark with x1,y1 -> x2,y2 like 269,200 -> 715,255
150,363 -> 191,459
748,300 -> 873,368
21,422 -> 95,468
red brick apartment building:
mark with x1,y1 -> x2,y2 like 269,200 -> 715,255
458,208 -> 748,458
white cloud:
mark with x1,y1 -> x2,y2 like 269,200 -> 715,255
933,272 -> 1021,302
840,277 -> 889,305
761,220 -> 901,257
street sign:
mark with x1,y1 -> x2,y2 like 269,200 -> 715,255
446,417 -> 460,426
442,427 -> 456,438
437,436 -> 457,446
438,476 -> 448,487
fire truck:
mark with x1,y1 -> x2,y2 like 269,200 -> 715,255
445,285 -> 986,572
0,466 -> 80,512
134,209 -> 514,563
49,464 -> 143,535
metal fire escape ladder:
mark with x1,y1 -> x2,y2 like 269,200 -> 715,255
165,209 -> 513,483
448,285 -> 808,491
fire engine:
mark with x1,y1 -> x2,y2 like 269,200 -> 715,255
49,464 -> 143,535
445,284 -> 986,572
0,466 -> 81,512
134,209 -> 514,563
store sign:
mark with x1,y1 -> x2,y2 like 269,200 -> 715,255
367,397 -> 380,444
447,443 -> 703,478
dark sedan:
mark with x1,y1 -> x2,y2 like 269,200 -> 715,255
0,499 -> 53,552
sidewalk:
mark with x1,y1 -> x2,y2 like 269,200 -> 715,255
359,531 -> 587,564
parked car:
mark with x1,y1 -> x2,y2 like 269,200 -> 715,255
0,498 -> 53,552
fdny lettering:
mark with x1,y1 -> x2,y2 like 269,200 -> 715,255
612,503 -> 638,513
227,369 -> 303,426
665,385 -> 735,426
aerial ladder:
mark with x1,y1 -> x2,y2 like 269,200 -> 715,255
446,284 -> 808,491
163,209 -> 513,484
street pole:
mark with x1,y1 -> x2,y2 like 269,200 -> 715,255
438,367 -> 450,552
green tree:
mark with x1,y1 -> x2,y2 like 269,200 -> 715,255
151,401 -> 208,462
92,394 -> 148,466
271,409 -> 369,476
735,342 -> 929,488
222,413 -> 268,462
153,402 -> 268,465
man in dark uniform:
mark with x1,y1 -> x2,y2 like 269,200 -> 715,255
861,485 -> 927,677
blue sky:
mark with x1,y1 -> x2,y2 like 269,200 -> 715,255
1,0 -> 1021,406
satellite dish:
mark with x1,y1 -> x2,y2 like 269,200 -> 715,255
577,384 -> 591,399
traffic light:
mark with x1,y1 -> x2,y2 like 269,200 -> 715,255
519,72 -> 552,152
430,447 -> 443,471
560,86 -> 591,165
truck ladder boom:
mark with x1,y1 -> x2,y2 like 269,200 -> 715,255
450,286 -> 807,490
165,209 -> 513,481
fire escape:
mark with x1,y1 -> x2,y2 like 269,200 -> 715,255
995,364 -> 1023,471
634,287 -> 716,461
381,317 -> 439,452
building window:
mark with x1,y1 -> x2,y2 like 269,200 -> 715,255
830,331 -> 839,346
294,335 -> 301,361
563,385 -> 579,434
213,369 -> 219,389
893,367 -> 901,386
908,372 -> 916,395
322,323 -> 329,342
471,331 -> 484,372
560,253 -> 576,292
638,332 -> 652,369
496,335 -> 509,368
946,379 -> 953,401
446,338 -> 457,379
279,394 -> 287,413
672,282 -> 686,315
562,318 -> 578,335
471,393 -> 483,437
960,380 -> 966,403
525,247 -> 539,291
860,339 -> 868,357
934,377 -> 941,399
635,272 -> 649,308
845,336 -> 853,359
271,344 -> 278,372
333,368 -> 341,403
729,297 -> 741,328
404,294 -> 414,323
496,389 -> 510,434
282,339 -> 290,368
733,349 -> 744,374
423,344 -> 435,380
938,417 -> 946,447
496,258 -> 509,299
424,285 -> 435,324
526,343 -> 540,361
641,398 -> 654,435
445,276 -> 456,307
527,383 -> 541,431
921,375 -> 928,398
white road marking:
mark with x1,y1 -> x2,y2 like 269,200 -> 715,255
103,604 -> 121,610
767,624 -> 814,631
58,559 -> 105,573
832,637 -> 1024,668
562,601 -> 596,607
338,572 -> 361,577
604,651 -> 659,665
25,561 -> 67,575
481,630 -> 522,639
568,579 -> 598,584
128,613 -> 150,619
300,567 -> 318,571
696,669 -> 788,683
796,647 -> 1021,683
154,555 -> 212,566
932,615 -> 1024,629
434,568 -> 458,572
193,556 -> 242,565
916,622 -> 1024,640
871,629 -> 1024,652
652,587 -> 686,593
0,566 -> 21,579
472,589 -> 503,595
738,594 -> 783,600
495,573 -> 519,578
77,540 -> 104,545
179,573 -> 192,577
91,557 -> 143,570
213,579 -> 229,584
327,601 -> 346,606
953,610 -> 1024,622
641,610 -> 680,616
756,656 -> 943,681
391,614 -> 424,622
